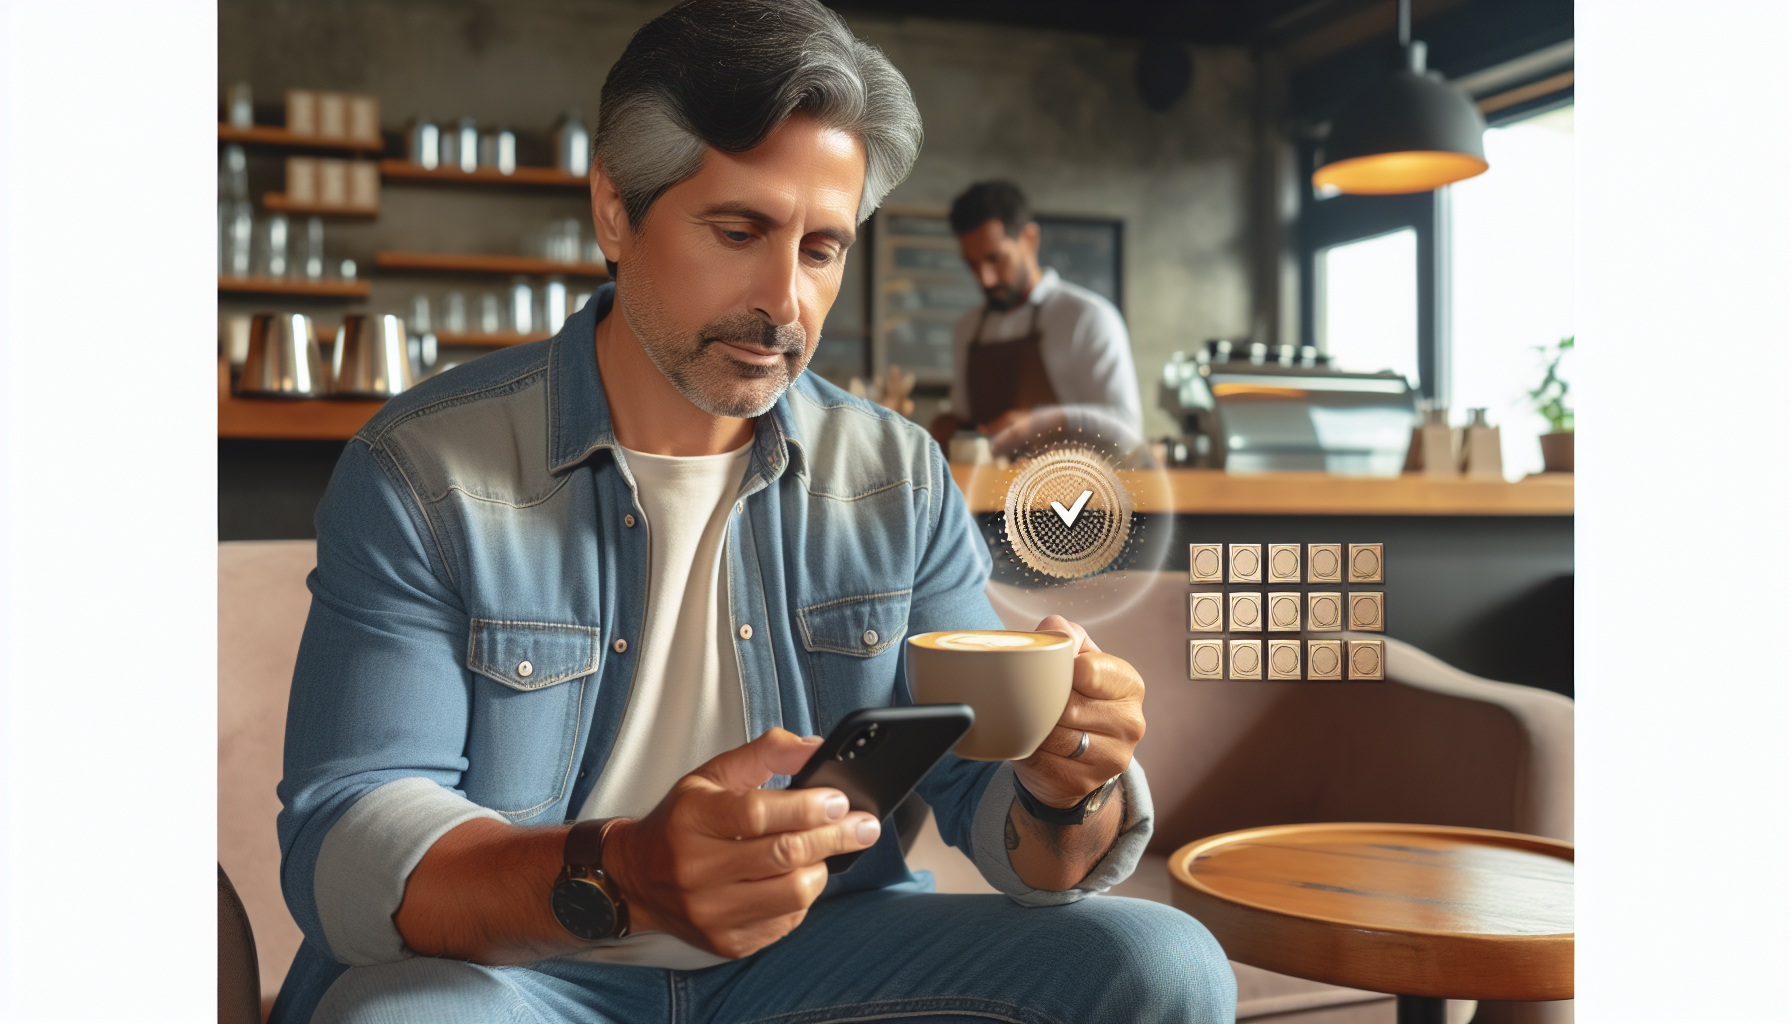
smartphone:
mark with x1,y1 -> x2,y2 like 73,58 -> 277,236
789,704 -> 975,874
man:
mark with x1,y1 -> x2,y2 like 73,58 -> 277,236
273,3 -> 1234,1022
929,181 -> 1143,446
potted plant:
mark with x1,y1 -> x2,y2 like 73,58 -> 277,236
1529,335 -> 1574,472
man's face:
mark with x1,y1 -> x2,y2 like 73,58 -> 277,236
958,219 -> 1039,312
607,113 -> 864,419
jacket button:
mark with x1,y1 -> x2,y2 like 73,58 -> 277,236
862,630 -> 878,646
517,660 -> 533,678
734,501 -> 743,515
738,624 -> 753,640
613,638 -> 628,653
624,514 -> 636,528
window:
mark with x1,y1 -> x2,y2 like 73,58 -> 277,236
1317,227 -> 1419,387
1297,163 -> 1443,402
1298,102 -> 1574,479
1449,104 -> 1575,478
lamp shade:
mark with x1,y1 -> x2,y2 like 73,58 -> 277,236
1314,69 -> 1489,194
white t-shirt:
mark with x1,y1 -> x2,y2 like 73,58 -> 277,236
947,267 -> 1143,435
571,441 -> 753,968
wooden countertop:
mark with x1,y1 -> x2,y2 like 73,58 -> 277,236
949,465 -> 1572,516
1169,823 -> 1573,1001
218,359 -> 385,440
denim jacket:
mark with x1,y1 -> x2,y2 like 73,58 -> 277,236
272,286 -> 1153,1021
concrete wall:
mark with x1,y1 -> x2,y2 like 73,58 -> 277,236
219,0 -> 1258,438
852,15 -> 1258,437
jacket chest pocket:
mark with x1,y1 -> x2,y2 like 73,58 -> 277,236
796,590 -> 911,732
461,619 -> 601,822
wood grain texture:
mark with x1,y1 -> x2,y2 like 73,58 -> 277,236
217,123 -> 380,152
260,192 -> 377,218
374,251 -> 610,278
949,466 -> 1573,516
1169,823 -> 1572,1001
434,330 -> 552,347
218,360 -> 385,439
217,277 -> 370,298
377,159 -> 586,189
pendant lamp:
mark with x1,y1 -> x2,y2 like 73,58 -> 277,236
1312,0 -> 1488,195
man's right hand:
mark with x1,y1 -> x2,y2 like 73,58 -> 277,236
602,728 -> 881,959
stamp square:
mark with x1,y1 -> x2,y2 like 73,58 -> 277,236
1188,592 -> 1225,632
1307,640 -> 1343,680
1267,639 -> 1302,680
1188,544 -> 1223,584
1267,543 -> 1302,583
1307,592 -> 1343,631
1348,543 -> 1384,583
1307,543 -> 1342,583
1188,639 -> 1224,680
1228,543 -> 1262,583
1229,592 -> 1262,632
1347,639 -> 1385,680
1348,591 -> 1384,631
1228,639 -> 1262,680
1266,592 -> 1302,632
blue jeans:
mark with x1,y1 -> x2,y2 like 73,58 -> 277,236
310,884 -> 1237,1024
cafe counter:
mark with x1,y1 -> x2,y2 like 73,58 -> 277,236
953,465 -> 1574,697
948,466 -> 1573,517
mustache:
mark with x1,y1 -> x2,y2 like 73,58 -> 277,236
697,313 -> 806,356
984,286 -> 1022,312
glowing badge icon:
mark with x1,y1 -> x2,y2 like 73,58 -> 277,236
1003,447 -> 1134,579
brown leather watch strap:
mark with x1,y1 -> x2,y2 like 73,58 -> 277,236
564,817 -> 620,869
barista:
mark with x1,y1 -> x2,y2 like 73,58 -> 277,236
928,181 -> 1142,447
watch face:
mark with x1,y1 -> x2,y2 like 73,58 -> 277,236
551,878 -> 617,941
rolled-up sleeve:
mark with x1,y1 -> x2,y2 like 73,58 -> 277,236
964,760 -> 1153,905
275,439 -> 497,966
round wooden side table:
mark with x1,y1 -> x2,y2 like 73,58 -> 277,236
1169,823 -> 1573,1024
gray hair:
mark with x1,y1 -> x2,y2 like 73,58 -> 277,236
594,0 -> 921,227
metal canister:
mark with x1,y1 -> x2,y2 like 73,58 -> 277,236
331,313 -> 415,398
237,313 -> 329,397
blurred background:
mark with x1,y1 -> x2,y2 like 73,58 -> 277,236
216,0 -> 1572,695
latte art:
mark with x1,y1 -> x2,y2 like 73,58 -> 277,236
911,630 -> 1069,651
906,629 -> 1078,760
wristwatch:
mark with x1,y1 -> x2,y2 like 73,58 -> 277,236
1012,771 -> 1122,827
549,818 -> 631,941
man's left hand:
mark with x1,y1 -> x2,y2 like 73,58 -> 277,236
1011,615 -> 1145,808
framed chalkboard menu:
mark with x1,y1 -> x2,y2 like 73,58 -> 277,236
870,205 -> 1125,385
870,206 -> 980,385
1037,215 -> 1124,309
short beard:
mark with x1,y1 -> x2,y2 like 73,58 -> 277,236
617,263 -> 811,419
982,265 -> 1032,312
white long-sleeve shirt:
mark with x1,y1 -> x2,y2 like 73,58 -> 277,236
947,267 -> 1142,436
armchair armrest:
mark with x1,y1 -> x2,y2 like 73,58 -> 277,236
988,573 -> 1574,850
1381,634 -> 1573,841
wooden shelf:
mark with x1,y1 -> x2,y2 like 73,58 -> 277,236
218,123 -> 382,153
435,330 -> 551,347
218,277 -> 370,298
218,361 -> 385,439
378,159 -> 586,189
375,251 -> 610,278
261,192 -> 377,218
950,466 -> 1574,517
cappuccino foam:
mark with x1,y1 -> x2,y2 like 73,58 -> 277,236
911,630 -> 1068,651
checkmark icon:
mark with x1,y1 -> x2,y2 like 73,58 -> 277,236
1050,489 -> 1094,527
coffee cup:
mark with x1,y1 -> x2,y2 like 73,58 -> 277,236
906,630 -> 1076,761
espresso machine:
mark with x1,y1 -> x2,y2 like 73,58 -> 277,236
1159,341 -> 1419,475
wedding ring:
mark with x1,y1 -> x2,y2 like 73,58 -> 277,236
1068,730 -> 1090,760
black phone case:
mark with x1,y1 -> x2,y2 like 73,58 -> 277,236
788,704 -> 975,874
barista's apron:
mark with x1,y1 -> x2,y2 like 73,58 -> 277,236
966,302 -> 1058,427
